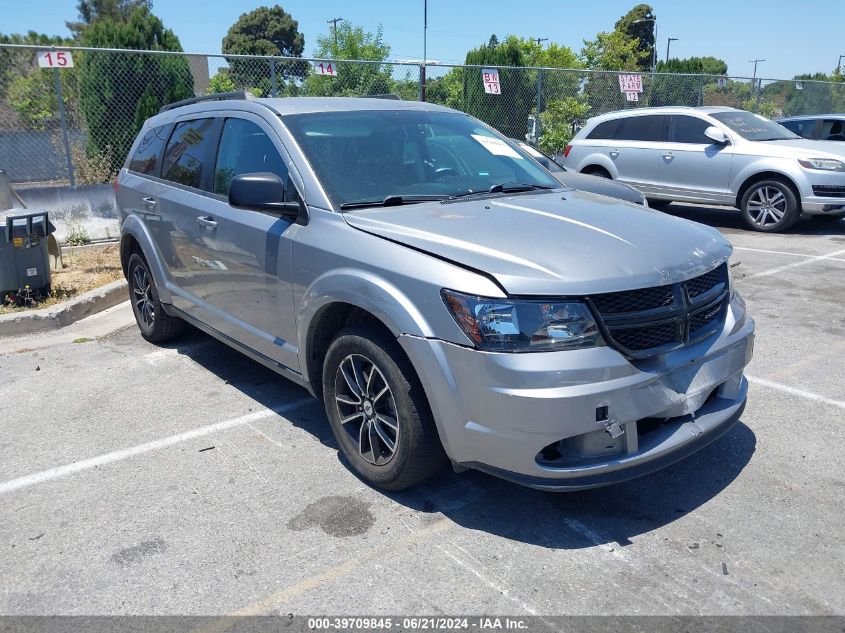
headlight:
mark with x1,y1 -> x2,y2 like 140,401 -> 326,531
798,158 -> 845,171
441,289 -> 605,352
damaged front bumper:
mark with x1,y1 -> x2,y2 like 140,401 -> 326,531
400,296 -> 754,490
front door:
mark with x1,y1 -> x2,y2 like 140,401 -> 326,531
657,115 -> 734,205
187,115 -> 301,372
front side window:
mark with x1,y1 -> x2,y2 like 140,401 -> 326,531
823,119 -> 845,140
161,118 -> 216,189
616,115 -> 667,142
780,119 -> 816,138
283,110 -> 558,208
214,118 -> 289,196
129,125 -> 169,175
669,115 -> 712,144
711,111 -> 799,141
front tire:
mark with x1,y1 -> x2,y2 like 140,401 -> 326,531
127,253 -> 184,343
740,180 -> 800,232
322,324 -> 447,490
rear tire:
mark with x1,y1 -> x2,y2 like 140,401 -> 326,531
322,324 -> 447,490
740,179 -> 801,232
127,253 -> 184,343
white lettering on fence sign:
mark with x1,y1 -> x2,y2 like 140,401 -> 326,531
618,74 -> 643,94
313,61 -> 337,76
37,50 -> 74,68
482,68 -> 501,95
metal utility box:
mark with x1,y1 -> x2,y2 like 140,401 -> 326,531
0,210 -> 55,296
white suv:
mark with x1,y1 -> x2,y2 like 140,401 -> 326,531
563,106 -> 845,232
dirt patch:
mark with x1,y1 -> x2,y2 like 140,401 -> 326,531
1,244 -> 123,314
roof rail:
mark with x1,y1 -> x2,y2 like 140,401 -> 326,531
360,93 -> 402,100
159,91 -> 255,113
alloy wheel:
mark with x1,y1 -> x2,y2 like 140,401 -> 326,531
747,186 -> 787,227
334,354 -> 399,466
132,263 -> 155,328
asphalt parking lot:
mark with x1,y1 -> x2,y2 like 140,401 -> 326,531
0,207 -> 843,616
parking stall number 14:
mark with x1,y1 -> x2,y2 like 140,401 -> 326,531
313,61 -> 337,76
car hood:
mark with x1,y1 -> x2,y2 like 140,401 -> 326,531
552,170 -> 646,205
343,190 -> 732,296
752,138 -> 845,159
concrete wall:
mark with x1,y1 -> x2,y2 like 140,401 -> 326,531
10,184 -> 119,243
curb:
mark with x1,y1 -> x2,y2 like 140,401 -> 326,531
0,279 -> 128,337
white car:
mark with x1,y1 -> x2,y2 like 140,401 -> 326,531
563,106 -> 845,232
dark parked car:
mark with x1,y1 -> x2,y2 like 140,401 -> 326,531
515,141 -> 648,206
777,115 -> 845,141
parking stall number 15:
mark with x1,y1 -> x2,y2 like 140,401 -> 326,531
37,51 -> 74,68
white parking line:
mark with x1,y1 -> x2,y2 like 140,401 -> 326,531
746,375 -> 845,410
734,246 -> 845,262
747,248 -> 845,278
0,398 -> 313,495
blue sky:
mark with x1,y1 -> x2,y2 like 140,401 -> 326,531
3,0 -> 844,79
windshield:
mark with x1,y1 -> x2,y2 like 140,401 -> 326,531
711,111 -> 800,141
283,110 -> 559,208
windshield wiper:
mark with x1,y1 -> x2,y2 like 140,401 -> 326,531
447,182 -> 555,201
340,194 -> 448,210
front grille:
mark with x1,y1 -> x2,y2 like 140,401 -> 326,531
813,185 -> 845,198
587,263 -> 729,358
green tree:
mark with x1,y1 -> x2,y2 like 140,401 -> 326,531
580,31 -> 649,114
517,38 -> 584,123
649,57 -> 728,107
303,23 -> 392,97
614,4 -> 655,71
463,36 -> 534,138
222,5 -> 305,94
208,69 -> 237,93
66,0 -> 152,35
425,67 -> 465,109
538,96 -> 590,154
78,5 -> 193,171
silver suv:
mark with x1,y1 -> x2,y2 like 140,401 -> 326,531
563,106 -> 845,232
118,94 -> 754,491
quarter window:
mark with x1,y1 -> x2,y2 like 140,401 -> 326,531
823,119 -> 844,141
128,125 -> 169,175
587,119 -> 622,140
161,118 -> 216,189
214,118 -> 289,196
669,116 -> 712,144
616,115 -> 666,142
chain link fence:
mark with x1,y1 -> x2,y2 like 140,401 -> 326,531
2,43 -> 844,186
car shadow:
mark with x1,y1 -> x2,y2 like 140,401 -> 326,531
164,327 -> 756,551
662,203 -> 844,237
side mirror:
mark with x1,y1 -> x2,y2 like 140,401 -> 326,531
704,126 -> 729,145
228,172 -> 304,221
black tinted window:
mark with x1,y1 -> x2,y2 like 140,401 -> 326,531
781,119 -> 816,138
669,116 -> 711,144
823,119 -> 844,140
214,119 -> 289,196
617,116 -> 666,142
161,118 -> 216,189
588,119 -> 622,140
129,125 -> 169,175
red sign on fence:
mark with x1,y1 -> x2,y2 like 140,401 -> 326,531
482,68 -> 501,95
618,74 -> 643,94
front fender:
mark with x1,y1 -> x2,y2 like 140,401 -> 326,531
120,214 -> 174,305
730,159 -> 807,202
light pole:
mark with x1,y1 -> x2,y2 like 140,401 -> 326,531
421,0 -> 427,102
665,37 -> 678,63
632,17 -> 656,72
838,55 -> 844,75
749,58 -> 765,78
326,17 -> 343,56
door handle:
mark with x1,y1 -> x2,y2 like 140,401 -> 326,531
663,153 -> 674,160
197,216 -> 218,230
609,150 -> 620,158
142,196 -> 157,207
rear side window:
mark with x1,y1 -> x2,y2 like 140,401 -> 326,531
823,119 -> 844,140
616,115 -> 666,142
128,125 -> 169,175
214,118 -> 289,196
587,119 -> 622,140
161,118 -> 217,189
669,115 -> 711,144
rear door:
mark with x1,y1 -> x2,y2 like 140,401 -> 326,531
185,114 -> 301,371
606,114 -> 666,193
657,114 -> 734,204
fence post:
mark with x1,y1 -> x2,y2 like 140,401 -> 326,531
270,58 -> 277,97
419,63 -> 426,102
52,67 -> 75,187
535,68 -> 543,142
